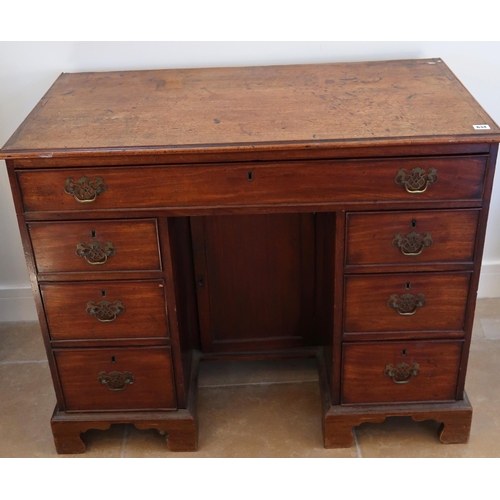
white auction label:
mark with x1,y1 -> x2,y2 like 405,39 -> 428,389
473,124 -> 491,130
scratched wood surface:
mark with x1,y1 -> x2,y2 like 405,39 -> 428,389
2,59 -> 500,158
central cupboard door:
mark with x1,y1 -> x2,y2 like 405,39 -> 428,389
191,214 -> 315,353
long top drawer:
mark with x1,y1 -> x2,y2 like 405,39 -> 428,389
17,157 -> 486,212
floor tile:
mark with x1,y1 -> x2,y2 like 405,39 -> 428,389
472,317 -> 485,338
475,298 -> 500,320
480,319 -> 500,340
0,321 -> 46,362
124,382 -> 357,458
0,361 -> 124,458
465,338 -> 500,408
0,362 -> 56,458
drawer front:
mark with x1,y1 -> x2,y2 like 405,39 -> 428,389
17,156 -> 485,212
344,273 -> 470,334
29,219 -> 161,273
54,347 -> 177,411
346,209 -> 479,266
342,341 -> 462,404
40,281 -> 168,341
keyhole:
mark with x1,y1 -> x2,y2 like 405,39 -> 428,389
111,356 -> 116,363
402,349 -> 407,356
411,219 -> 417,228
198,276 -> 204,287
405,282 -> 411,290
101,290 -> 106,297
91,230 -> 96,238
247,171 -> 253,181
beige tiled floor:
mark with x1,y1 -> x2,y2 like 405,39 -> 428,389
1,299 -> 499,458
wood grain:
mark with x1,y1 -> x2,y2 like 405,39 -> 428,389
341,341 -> 462,404
29,219 -> 161,273
8,143 -> 492,167
346,209 -> 479,267
344,272 -> 471,334
54,346 -> 177,411
17,156 -> 486,213
322,392 -> 472,448
192,213 -> 315,352
2,59 -> 500,158
40,280 -> 168,340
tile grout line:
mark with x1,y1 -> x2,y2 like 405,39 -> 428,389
353,429 -> 362,458
0,359 -> 47,365
120,424 -> 129,458
199,379 -> 319,388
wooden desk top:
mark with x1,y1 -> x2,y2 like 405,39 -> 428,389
2,58 -> 500,159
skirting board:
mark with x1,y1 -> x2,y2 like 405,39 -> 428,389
0,287 -> 37,322
477,263 -> 500,299
0,264 -> 499,322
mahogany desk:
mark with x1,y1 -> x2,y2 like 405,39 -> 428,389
1,58 -> 499,453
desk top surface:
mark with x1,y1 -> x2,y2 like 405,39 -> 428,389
2,58 -> 500,159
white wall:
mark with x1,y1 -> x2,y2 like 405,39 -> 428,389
1,42 -> 500,321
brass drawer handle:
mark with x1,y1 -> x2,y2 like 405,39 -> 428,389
64,176 -> 107,203
76,241 -> 117,265
392,231 -> 433,256
387,293 -> 426,316
384,362 -> 420,384
98,370 -> 135,391
86,300 -> 126,322
394,167 -> 438,194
